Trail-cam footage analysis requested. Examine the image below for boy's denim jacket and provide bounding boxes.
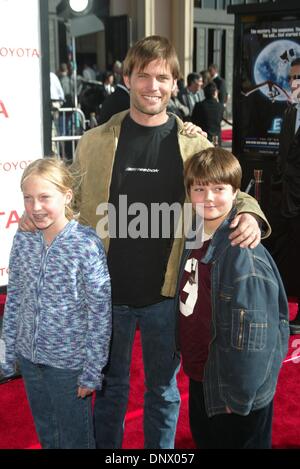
[176,209,290,417]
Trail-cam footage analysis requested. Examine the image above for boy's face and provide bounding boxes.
[189,182,237,224]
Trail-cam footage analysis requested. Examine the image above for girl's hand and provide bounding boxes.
[77,386,94,398]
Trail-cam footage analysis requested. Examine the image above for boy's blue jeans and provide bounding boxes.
[189,379,273,449]
[18,355,95,449]
[94,298,181,449]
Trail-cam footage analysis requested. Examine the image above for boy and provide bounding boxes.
[178,147,289,449]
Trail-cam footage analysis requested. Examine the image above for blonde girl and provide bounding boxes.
[0,158,111,449]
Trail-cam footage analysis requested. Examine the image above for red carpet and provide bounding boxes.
[0,299,299,449]
[221,128,232,142]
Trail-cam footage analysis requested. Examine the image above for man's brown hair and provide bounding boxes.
[123,35,180,79]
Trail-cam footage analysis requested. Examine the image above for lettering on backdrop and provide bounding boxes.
[0,267,9,278]
[0,47,40,58]
[0,160,33,172]
[0,99,8,118]
[0,210,20,229]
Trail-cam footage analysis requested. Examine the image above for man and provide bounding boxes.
[50,72,65,105]
[167,84,190,121]
[58,63,74,107]
[102,70,115,97]
[98,79,130,124]
[49,72,65,153]
[71,36,269,449]
[82,62,97,81]
[191,81,223,144]
[178,72,204,118]
[208,64,228,108]
[266,57,300,335]
[112,60,123,85]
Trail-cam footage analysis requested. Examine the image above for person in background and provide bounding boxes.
[208,63,228,108]
[82,62,97,81]
[0,158,112,449]
[50,71,65,105]
[98,77,130,125]
[49,72,65,141]
[191,82,224,145]
[177,72,185,96]
[167,83,190,121]
[102,70,115,97]
[112,60,123,85]
[178,148,289,449]
[199,69,211,88]
[264,57,300,335]
[56,63,77,158]
[57,63,74,107]
[178,72,204,118]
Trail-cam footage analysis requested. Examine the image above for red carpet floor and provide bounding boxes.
[221,128,232,142]
[0,300,299,449]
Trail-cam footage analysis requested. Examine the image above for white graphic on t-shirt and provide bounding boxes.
[125,167,159,173]
[180,257,198,317]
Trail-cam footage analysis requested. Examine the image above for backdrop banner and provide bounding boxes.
[0,0,44,287]
[240,20,300,156]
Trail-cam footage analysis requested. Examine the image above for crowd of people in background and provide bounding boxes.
[50,59,228,141]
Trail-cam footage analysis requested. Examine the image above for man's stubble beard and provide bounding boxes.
[132,101,167,116]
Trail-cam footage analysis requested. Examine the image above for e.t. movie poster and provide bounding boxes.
[240,20,300,156]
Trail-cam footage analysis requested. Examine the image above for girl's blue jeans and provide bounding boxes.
[18,355,95,449]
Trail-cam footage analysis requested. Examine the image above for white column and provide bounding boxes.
[171,0,194,80]
[144,0,155,37]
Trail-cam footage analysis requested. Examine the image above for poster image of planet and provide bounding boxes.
[253,40,300,101]
[240,21,300,156]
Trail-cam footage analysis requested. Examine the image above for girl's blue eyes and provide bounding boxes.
[24,195,50,200]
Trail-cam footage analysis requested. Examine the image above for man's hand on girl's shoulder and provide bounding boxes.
[18,213,36,232]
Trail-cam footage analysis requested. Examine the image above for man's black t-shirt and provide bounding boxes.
[108,114,185,306]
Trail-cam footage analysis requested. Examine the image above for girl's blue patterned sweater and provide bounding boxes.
[0,220,112,390]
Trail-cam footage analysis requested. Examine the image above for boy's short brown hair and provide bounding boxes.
[184,148,242,193]
[123,35,180,79]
